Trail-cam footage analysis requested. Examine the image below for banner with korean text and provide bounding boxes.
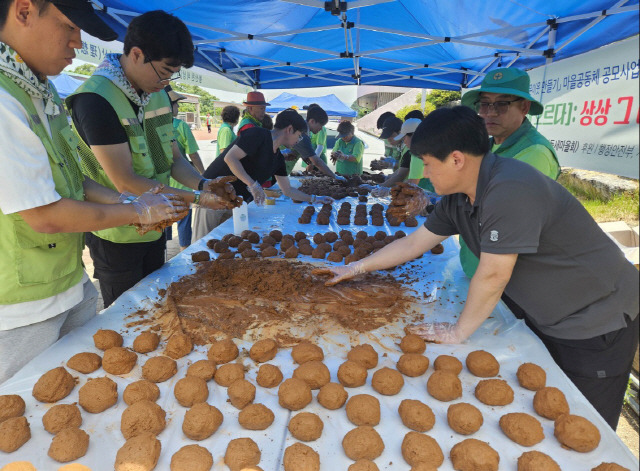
[528,36,638,178]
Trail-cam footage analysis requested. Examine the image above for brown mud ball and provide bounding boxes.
[398,399,435,432]
[228,379,256,409]
[430,243,444,254]
[218,251,236,260]
[48,427,89,463]
[0,462,37,471]
[214,363,245,387]
[447,403,483,435]
[284,442,320,471]
[346,394,380,426]
[42,404,82,434]
[66,352,102,374]
[241,249,258,258]
[325,231,338,243]
[269,230,283,242]
[228,235,243,247]
[533,387,570,420]
[317,382,348,410]
[499,412,544,446]
[170,444,213,471]
[313,233,325,244]
[397,353,430,377]
[174,376,209,407]
[32,367,75,403]
[466,350,500,377]
[517,451,561,471]
[0,395,25,423]
[93,329,123,350]
[337,360,368,388]
[450,439,499,471]
[187,360,217,381]
[517,363,547,391]
[213,241,230,254]
[114,432,161,471]
[261,246,279,257]
[278,378,312,411]
[399,334,426,354]
[238,403,274,431]
[342,426,385,461]
[349,461,379,471]
[237,241,253,253]
[132,331,160,354]
[293,360,331,390]
[248,232,261,244]
[284,246,299,258]
[262,235,277,246]
[206,238,219,249]
[280,238,295,251]
[224,437,261,471]
[288,412,324,441]
[554,414,601,452]
[78,376,117,413]
[327,251,343,262]
[401,431,444,468]
[433,355,463,375]
[102,347,137,375]
[298,244,313,256]
[371,367,404,395]
[475,379,514,406]
[347,344,379,369]
[121,400,166,439]
[208,338,239,364]
[256,363,283,388]
[249,339,278,363]
[426,370,462,402]
[591,464,631,471]
[191,251,210,262]
[312,247,327,259]
[123,380,160,406]
[291,342,324,364]
[182,402,223,440]
[141,355,177,383]
[0,417,30,453]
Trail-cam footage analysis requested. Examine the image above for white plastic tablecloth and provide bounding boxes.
[0,192,637,470]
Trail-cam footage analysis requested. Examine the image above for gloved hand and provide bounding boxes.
[132,187,188,227]
[314,195,334,205]
[406,322,464,344]
[248,180,266,205]
[312,261,366,286]
[196,191,228,210]
[118,191,137,203]
[358,183,375,190]
[334,175,347,182]
[371,186,391,198]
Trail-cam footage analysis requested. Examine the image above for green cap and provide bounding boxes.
[461,67,543,115]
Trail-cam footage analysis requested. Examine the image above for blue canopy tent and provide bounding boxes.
[50,74,84,99]
[90,0,638,92]
[267,92,356,117]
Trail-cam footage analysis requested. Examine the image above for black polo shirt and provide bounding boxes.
[203,126,287,202]
[425,152,639,339]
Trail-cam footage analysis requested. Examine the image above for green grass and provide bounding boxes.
[559,177,639,226]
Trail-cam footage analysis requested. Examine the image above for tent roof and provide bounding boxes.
[50,74,84,98]
[94,0,639,90]
[267,92,357,116]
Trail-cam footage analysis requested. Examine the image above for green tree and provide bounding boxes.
[173,83,219,116]
[416,89,461,108]
[70,63,96,76]
[396,102,436,121]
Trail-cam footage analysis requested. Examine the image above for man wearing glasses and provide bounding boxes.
[458,67,560,280]
[67,10,230,308]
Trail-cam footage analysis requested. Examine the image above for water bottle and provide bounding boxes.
[232,202,249,235]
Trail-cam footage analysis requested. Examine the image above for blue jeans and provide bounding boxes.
[177,209,193,247]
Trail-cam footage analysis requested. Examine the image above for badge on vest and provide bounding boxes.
[490,230,499,242]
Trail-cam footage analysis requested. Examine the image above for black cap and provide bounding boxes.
[379,116,402,139]
[50,0,118,41]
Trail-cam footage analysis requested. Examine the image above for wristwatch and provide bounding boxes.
[193,190,201,205]
[122,195,136,204]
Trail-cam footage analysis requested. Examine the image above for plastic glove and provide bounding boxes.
[371,186,391,198]
[132,187,188,227]
[117,191,137,203]
[204,176,238,200]
[248,180,266,205]
[358,183,375,190]
[311,261,366,286]
[197,191,230,210]
[406,322,464,344]
[334,175,347,182]
[314,195,334,205]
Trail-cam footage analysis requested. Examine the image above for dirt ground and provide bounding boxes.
[617,403,639,459]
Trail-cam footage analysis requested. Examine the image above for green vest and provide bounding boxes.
[67,76,174,243]
[237,113,262,135]
[335,136,364,176]
[302,126,327,167]
[459,119,560,278]
[0,75,85,304]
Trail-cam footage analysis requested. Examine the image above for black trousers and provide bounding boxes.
[86,233,166,308]
[502,294,639,430]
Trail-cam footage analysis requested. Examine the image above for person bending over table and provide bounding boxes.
[202,108,334,207]
[314,106,639,430]
[330,120,365,176]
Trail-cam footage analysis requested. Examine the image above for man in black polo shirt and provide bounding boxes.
[314,106,639,429]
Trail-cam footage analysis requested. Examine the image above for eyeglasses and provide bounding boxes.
[474,97,523,115]
[146,58,181,84]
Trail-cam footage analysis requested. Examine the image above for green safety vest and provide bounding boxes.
[237,113,262,135]
[302,126,327,167]
[335,136,364,176]
[0,74,85,304]
[459,119,560,278]
[67,76,174,244]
